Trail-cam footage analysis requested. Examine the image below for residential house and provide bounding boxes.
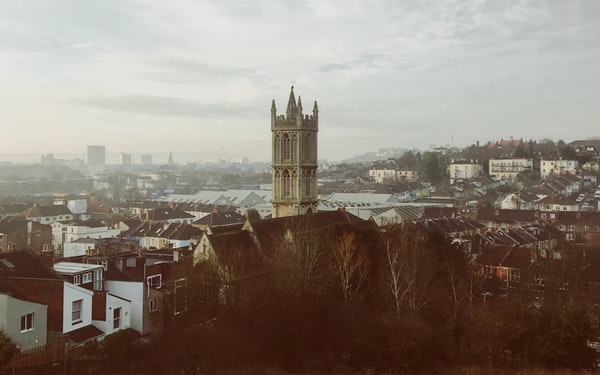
[0,218,52,254]
[368,160,418,183]
[478,245,531,295]
[0,293,47,350]
[64,219,121,243]
[146,205,195,224]
[19,204,74,225]
[476,208,540,229]
[53,195,88,216]
[449,160,482,184]
[488,158,534,181]
[0,251,103,346]
[103,250,189,337]
[553,211,600,244]
[0,204,26,220]
[53,262,131,336]
[500,191,539,210]
[540,159,579,179]
[193,210,246,232]
[536,195,580,212]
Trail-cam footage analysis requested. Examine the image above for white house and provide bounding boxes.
[92,292,132,336]
[448,160,483,184]
[540,159,579,179]
[64,220,121,243]
[489,158,534,180]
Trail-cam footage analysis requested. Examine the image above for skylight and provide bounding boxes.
[0,258,16,269]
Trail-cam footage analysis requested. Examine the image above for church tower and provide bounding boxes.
[271,86,318,218]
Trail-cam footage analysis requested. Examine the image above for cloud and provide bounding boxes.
[70,94,260,119]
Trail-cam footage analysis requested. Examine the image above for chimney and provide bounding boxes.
[173,250,180,263]
[146,209,150,222]
[494,208,500,216]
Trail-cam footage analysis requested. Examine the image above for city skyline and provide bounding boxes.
[1,1,599,162]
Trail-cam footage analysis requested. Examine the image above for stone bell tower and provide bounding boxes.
[271,86,318,218]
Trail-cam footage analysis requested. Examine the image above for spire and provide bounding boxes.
[297,96,303,112]
[271,99,276,114]
[286,85,297,114]
[312,100,318,116]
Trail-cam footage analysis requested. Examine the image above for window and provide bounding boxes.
[100,260,108,271]
[113,307,121,330]
[93,269,103,291]
[303,135,311,162]
[509,269,521,283]
[535,274,545,288]
[282,134,291,161]
[82,272,92,283]
[147,274,162,289]
[0,233,3,240]
[72,299,83,323]
[282,170,291,197]
[73,275,81,285]
[36,230,41,237]
[483,266,493,279]
[149,298,159,313]
[21,313,34,332]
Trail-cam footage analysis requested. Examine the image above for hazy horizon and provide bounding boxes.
[2,1,599,162]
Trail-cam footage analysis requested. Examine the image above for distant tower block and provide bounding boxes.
[271,86,319,218]
[87,145,106,166]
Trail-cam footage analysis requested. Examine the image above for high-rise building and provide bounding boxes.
[87,145,106,166]
[120,152,132,166]
[141,154,152,165]
[271,86,318,218]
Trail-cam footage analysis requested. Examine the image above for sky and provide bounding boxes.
[1,0,599,163]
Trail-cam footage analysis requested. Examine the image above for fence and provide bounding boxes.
[4,336,68,370]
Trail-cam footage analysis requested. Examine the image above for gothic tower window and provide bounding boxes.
[292,170,298,198]
[282,134,291,162]
[291,133,297,163]
[274,170,280,197]
[274,135,281,163]
[283,169,291,197]
[304,170,311,197]
[303,134,311,163]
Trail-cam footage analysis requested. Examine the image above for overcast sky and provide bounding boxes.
[1,0,599,163]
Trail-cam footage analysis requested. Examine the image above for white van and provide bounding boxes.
[595,190,600,198]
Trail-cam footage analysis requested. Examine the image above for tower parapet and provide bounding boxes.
[271,86,318,131]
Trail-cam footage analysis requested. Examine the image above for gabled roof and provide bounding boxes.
[87,203,114,214]
[246,209,369,254]
[194,211,246,227]
[0,250,64,281]
[68,218,106,228]
[537,195,577,206]
[554,211,600,226]
[422,206,459,219]
[207,231,266,280]
[476,208,538,224]
[20,204,72,218]
[150,207,195,221]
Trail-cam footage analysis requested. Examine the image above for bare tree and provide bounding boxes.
[382,223,438,316]
[330,230,370,307]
